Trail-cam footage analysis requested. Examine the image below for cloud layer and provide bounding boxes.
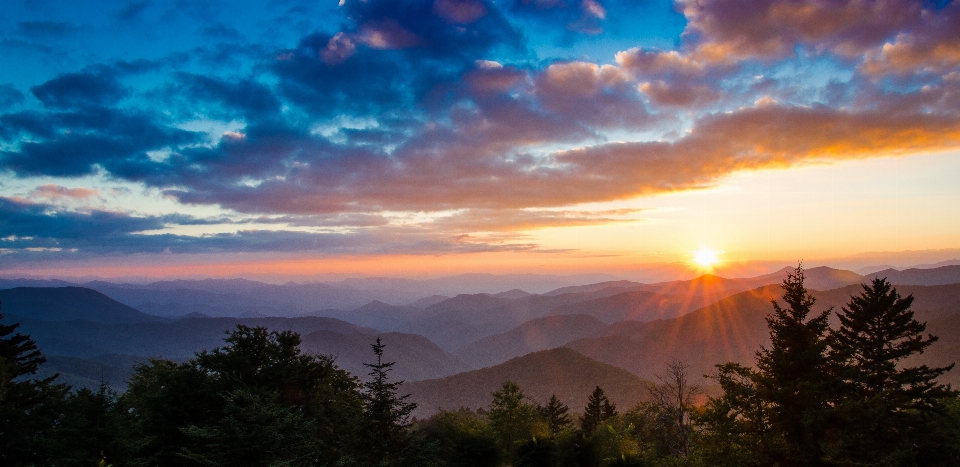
[1,0,959,261]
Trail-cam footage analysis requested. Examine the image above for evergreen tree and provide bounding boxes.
[581,385,617,435]
[699,265,838,467]
[834,278,958,464]
[360,336,417,465]
[47,382,140,467]
[753,265,837,466]
[122,325,364,467]
[539,394,571,437]
[489,381,540,458]
[0,310,67,466]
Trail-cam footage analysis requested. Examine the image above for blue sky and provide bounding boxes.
[2,0,959,279]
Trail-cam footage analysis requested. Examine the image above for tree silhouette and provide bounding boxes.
[539,394,571,437]
[0,309,67,466]
[834,277,958,464]
[360,336,417,465]
[754,265,838,466]
[581,385,617,435]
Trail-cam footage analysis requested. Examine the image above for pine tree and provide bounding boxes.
[489,381,540,458]
[361,336,417,465]
[0,310,67,466]
[581,386,617,435]
[834,277,958,464]
[539,394,571,437]
[753,265,838,467]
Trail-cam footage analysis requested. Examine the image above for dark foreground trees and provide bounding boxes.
[0,310,68,466]
[699,267,960,466]
[833,277,958,465]
[123,325,365,467]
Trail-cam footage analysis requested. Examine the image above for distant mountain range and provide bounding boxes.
[3,263,959,409]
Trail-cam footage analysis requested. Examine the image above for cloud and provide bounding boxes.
[429,208,644,231]
[503,0,607,36]
[861,2,960,76]
[433,0,488,24]
[0,105,201,177]
[0,196,541,260]
[534,61,651,128]
[31,72,128,109]
[29,184,102,202]
[15,21,83,38]
[0,85,25,109]
[679,0,923,61]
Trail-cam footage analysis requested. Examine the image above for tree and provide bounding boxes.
[358,336,417,465]
[753,265,838,466]
[539,394,572,437]
[645,361,702,457]
[696,362,775,466]
[581,386,617,435]
[833,277,958,464]
[489,381,541,458]
[416,408,501,467]
[122,325,364,467]
[47,382,140,467]
[0,310,67,466]
[699,265,838,467]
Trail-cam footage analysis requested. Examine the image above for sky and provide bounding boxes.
[1,0,959,281]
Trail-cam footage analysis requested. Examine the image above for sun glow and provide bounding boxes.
[692,246,722,268]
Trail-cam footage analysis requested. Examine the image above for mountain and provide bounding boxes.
[34,354,143,391]
[336,273,619,296]
[543,280,644,297]
[565,285,781,382]
[548,290,712,323]
[453,314,607,369]
[9,315,378,360]
[867,265,960,286]
[492,289,533,299]
[404,348,651,419]
[0,287,167,324]
[300,331,467,382]
[407,287,673,350]
[407,295,450,308]
[564,282,960,384]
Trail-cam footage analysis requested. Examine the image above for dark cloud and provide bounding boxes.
[175,73,282,120]
[0,85,25,109]
[31,72,128,109]
[15,21,83,38]
[114,0,153,21]
[0,106,201,177]
[0,197,538,260]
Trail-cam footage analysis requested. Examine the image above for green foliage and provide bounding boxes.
[540,394,572,437]
[644,362,702,458]
[489,381,544,459]
[0,310,69,466]
[122,325,364,467]
[416,408,501,467]
[46,382,140,467]
[179,389,320,467]
[832,278,960,465]
[581,386,617,435]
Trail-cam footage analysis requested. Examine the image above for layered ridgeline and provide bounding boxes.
[0,287,468,388]
[3,264,960,395]
[564,282,960,385]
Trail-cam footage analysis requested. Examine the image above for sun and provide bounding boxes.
[692,246,722,268]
